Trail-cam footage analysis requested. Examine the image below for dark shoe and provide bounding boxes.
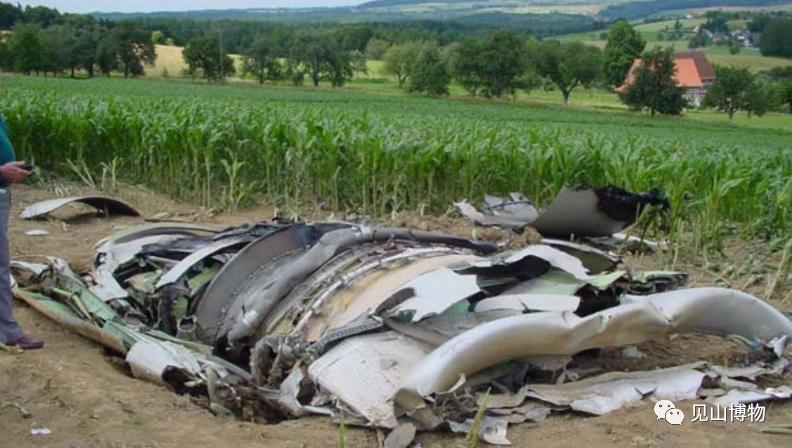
[9,335,44,350]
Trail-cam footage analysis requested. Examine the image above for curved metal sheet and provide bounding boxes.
[20,196,141,220]
[155,236,250,290]
[94,223,220,255]
[192,224,347,344]
[394,287,792,412]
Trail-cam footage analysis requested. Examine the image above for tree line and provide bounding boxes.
[1,2,790,120]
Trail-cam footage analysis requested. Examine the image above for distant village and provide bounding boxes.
[647,10,792,51]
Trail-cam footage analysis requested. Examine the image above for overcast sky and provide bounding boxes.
[18,1,363,13]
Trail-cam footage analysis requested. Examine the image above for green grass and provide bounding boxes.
[3,74,792,247]
[634,19,705,33]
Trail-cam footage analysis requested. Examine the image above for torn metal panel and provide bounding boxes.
[386,310,520,347]
[474,294,581,313]
[225,227,497,344]
[530,187,633,238]
[194,225,341,345]
[386,268,481,323]
[10,260,49,278]
[503,270,585,296]
[540,239,620,274]
[155,237,249,290]
[459,245,591,281]
[299,253,483,342]
[307,332,435,428]
[126,340,204,388]
[448,417,512,446]
[19,196,141,220]
[384,423,417,448]
[93,223,219,255]
[525,363,707,415]
[708,386,792,408]
[394,288,792,412]
[455,201,528,229]
[12,288,128,354]
[587,233,662,253]
[483,193,539,223]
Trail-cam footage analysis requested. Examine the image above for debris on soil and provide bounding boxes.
[9,186,792,446]
[20,196,140,220]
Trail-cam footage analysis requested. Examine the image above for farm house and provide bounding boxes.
[619,51,716,107]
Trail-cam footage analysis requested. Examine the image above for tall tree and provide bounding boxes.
[531,40,601,106]
[73,27,100,77]
[602,20,646,88]
[0,2,24,30]
[327,48,353,88]
[10,23,45,75]
[350,50,368,78]
[703,65,767,122]
[450,37,483,95]
[382,42,418,89]
[242,38,281,85]
[365,37,389,61]
[759,19,792,58]
[766,67,792,114]
[40,25,71,76]
[111,23,156,78]
[183,35,235,82]
[408,43,450,96]
[621,47,686,116]
[95,36,118,77]
[476,30,528,98]
[291,33,335,87]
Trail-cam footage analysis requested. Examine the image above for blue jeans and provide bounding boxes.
[0,189,22,344]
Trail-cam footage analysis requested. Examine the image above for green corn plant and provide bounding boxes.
[3,74,792,252]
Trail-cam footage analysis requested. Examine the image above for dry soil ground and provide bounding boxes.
[1,183,791,448]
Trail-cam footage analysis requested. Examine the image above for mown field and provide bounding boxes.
[3,74,792,251]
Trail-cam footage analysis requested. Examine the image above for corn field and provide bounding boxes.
[3,75,792,246]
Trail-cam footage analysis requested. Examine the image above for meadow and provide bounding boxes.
[3,74,792,251]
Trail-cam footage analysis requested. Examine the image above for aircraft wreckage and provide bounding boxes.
[11,186,792,445]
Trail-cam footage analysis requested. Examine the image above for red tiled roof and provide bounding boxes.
[617,52,714,92]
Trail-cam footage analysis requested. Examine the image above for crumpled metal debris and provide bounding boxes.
[11,213,792,446]
[456,186,668,241]
[20,196,141,220]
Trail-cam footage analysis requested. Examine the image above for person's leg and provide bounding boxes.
[0,189,23,344]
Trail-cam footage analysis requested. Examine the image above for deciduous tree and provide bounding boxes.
[621,47,686,116]
[531,40,600,105]
[408,43,449,96]
[451,30,528,98]
[10,23,45,75]
[111,23,156,78]
[759,19,792,58]
[704,65,770,121]
[602,20,645,88]
[184,35,235,82]
[382,42,418,88]
[242,38,282,85]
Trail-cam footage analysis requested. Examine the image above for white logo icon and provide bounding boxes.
[654,400,685,425]
[654,400,676,420]
[665,408,685,425]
